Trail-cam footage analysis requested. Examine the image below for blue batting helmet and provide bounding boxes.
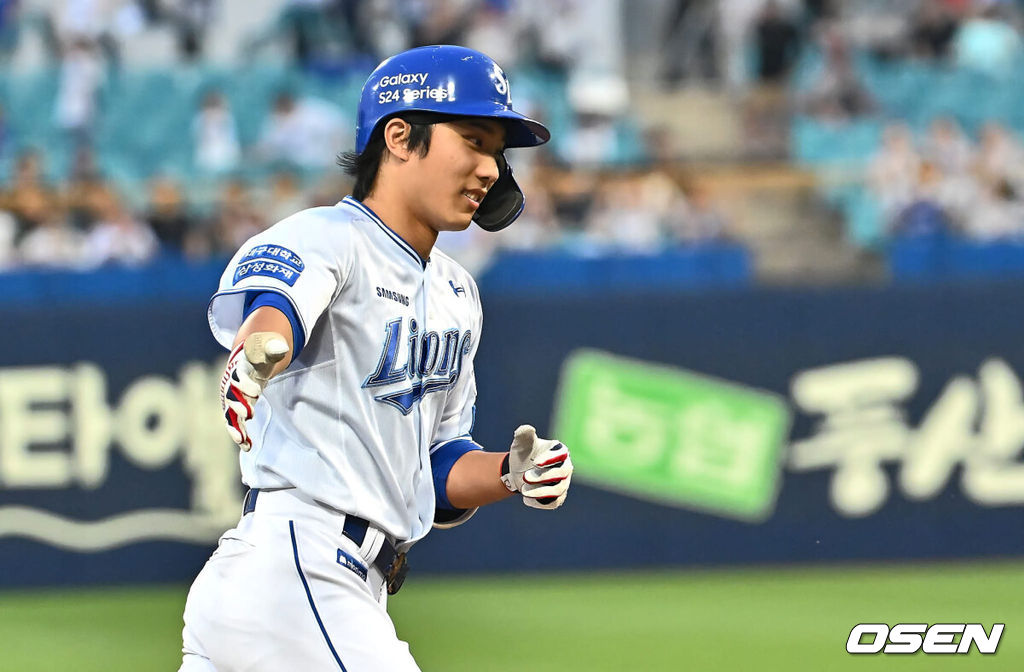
[354,45,550,231]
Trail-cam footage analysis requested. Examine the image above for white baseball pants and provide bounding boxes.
[179,488,421,672]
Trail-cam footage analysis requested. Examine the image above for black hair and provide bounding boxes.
[337,115,434,200]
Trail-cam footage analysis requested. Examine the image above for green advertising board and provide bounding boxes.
[553,350,791,521]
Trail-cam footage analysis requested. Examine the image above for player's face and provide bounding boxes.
[408,119,505,232]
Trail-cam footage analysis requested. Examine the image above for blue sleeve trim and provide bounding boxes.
[243,290,306,358]
[430,437,482,511]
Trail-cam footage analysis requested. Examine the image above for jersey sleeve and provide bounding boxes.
[207,209,349,349]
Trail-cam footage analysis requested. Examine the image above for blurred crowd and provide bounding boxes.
[0,146,342,270]
[0,0,738,274]
[867,118,1024,241]
[799,0,1024,125]
[0,143,731,272]
[657,0,1024,156]
[6,0,1024,275]
[5,0,632,159]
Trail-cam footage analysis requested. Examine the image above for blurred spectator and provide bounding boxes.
[255,0,363,67]
[263,170,307,224]
[53,37,105,149]
[63,145,105,231]
[867,122,921,219]
[410,0,473,47]
[209,180,266,256]
[718,0,802,93]
[53,0,121,66]
[673,181,729,243]
[754,0,801,83]
[515,0,587,74]
[361,0,412,60]
[891,161,955,237]
[10,148,47,189]
[0,209,16,269]
[146,176,195,253]
[909,0,959,60]
[802,24,877,121]
[6,149,57,240]
[743,1,801,158]
[973,122,1024,192]
[255,92,348,170]
[192,90,241,174]
[334,0,378,59]
[920,116,973,175]
[305,172,351,208]
[0,0,20,63]
[548,167,598,239]
[463,4,517,67]
[952,0,1022,75]
[17,195,84,267]
[804,0,837,22]
[963,177,1024,240]
[81,189,158,267]
[660,0,719,85]
[563,73,631,165]
[586,173,666,252]
[169,0,214,61]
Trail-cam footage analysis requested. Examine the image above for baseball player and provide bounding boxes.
[179,45,573,672]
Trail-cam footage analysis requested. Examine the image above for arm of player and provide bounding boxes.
[220,306,294,450]
[446,425,573,511]
[444,450,513,508]
[232,305,295,374]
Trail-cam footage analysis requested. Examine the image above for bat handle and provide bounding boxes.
[244,332,289,384]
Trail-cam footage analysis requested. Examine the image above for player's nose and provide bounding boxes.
[476,154,500,189]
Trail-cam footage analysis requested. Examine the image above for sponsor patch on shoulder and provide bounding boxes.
[233,259,302,286]
[239,244,304,271]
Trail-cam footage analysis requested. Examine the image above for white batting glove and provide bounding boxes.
[219,332,289,451]
[501,425,573,510]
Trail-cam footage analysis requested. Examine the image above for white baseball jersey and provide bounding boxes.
[208,196,482,544]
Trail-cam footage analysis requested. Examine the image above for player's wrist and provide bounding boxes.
[499,452,517,493]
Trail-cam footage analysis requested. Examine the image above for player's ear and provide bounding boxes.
[382,118,413,162]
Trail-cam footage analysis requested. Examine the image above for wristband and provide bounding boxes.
[499,452,516,492]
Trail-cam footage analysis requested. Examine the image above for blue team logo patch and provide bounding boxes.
[233,260,302,286]
[337,548,368,581]
[239,245,305,271]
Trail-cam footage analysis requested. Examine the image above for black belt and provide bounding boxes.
[243,488,408,594]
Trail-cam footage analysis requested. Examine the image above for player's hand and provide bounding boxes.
[501,425,573,510]
[219,332,289,451]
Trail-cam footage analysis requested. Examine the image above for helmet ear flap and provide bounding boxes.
[472,153,524,232]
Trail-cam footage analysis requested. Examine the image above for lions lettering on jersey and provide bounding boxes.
[363,317,473,415]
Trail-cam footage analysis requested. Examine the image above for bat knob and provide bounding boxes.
[244,332,289,382]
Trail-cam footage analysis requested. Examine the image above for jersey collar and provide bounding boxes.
[341,196,428,270]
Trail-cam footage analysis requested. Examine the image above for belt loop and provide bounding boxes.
[361,526,385,565]
[243,488,260,515]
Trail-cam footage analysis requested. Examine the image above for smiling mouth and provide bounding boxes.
[463,191,484,209]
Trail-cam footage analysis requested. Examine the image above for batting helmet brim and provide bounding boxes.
[402,106,549,149]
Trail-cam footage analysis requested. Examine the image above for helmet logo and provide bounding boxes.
[490,65,509,96]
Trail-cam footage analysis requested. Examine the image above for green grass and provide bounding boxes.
[0,561,1021,671]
